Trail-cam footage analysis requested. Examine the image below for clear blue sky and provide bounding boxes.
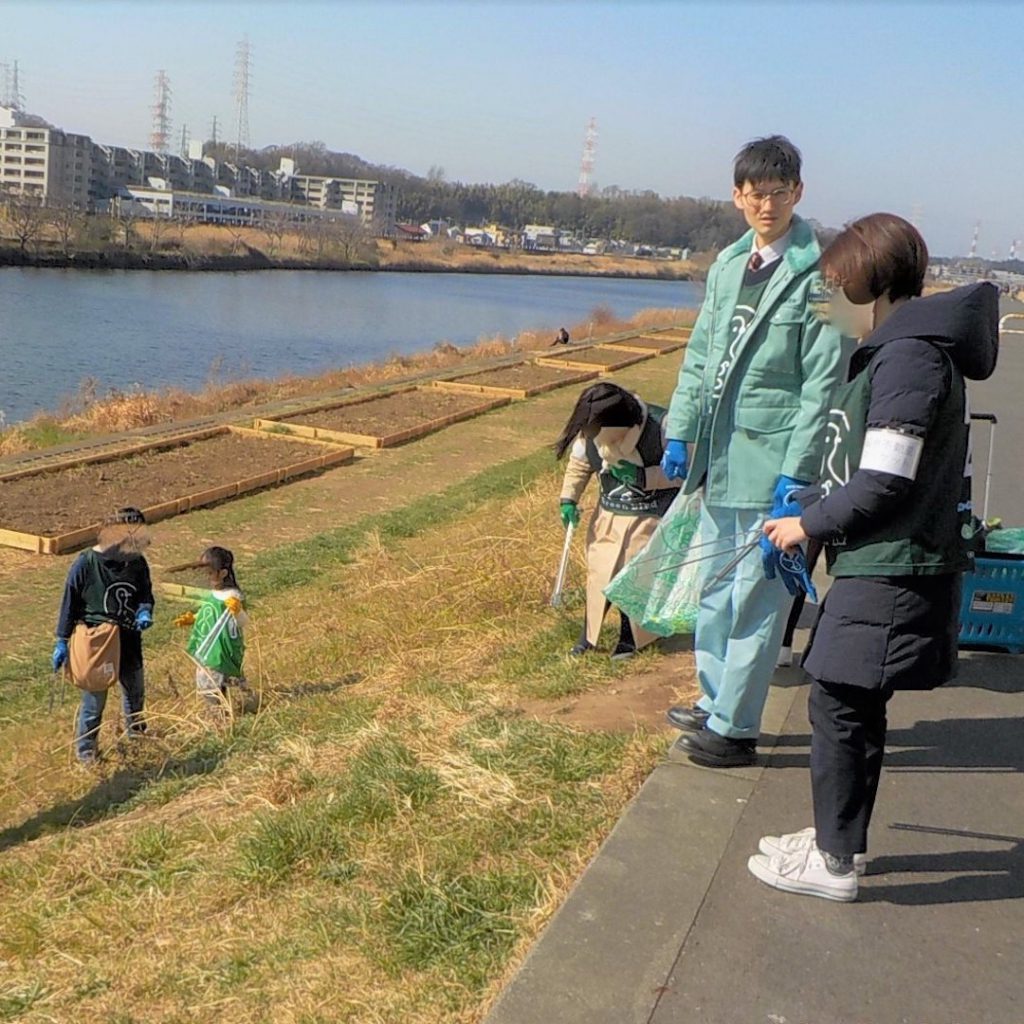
[3,0,1022,256]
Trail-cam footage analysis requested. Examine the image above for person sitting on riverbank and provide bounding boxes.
[52,507,155,764]
[551,327,571,346]
[555,382,681,659]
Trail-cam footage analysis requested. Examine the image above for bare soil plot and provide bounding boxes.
[433,362,597,398]
[0,429,352,552]
[536,348,655,373]
[640,328,692,341]
[600,336,687,355]
[257,386,510,447]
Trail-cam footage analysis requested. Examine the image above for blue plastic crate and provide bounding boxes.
[959,553,1024,654]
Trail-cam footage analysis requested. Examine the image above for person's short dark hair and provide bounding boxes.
[820,213,928,304]
[734,135,802,187]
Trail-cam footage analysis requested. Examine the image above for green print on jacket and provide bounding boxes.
[187,590,245,677]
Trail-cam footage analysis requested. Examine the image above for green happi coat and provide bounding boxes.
[186,588,246,678]
[666,216,848,508]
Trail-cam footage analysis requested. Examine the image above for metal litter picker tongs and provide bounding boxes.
[550,521,576,607]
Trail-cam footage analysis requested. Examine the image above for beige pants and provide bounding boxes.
[584,506,660,648]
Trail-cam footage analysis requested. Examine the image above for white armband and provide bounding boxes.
[859,428,924,480]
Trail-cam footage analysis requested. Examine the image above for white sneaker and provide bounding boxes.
[748,843,858,902]
[758,827,867,876]
[775,646,793,668]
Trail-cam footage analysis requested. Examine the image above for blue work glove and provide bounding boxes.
[770,475,809,518]
[134,606,154,631]
[660,439,688,480]
[52,638,69,672]
[560,500,580,529]
[608,461,644,488]
[777,547,819,603]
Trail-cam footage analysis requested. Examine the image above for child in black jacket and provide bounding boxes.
[53,507,155,763]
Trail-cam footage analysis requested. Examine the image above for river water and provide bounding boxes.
[0,268,703,425]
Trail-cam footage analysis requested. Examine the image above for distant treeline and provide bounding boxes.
[207,141,837,251]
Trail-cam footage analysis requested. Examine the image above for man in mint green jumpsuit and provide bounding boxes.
[661,136,846,767]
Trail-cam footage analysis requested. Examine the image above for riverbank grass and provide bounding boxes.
[0,451,670,1023]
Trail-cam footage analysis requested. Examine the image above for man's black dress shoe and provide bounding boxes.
[666,704,710,732]
[673,727,756,768]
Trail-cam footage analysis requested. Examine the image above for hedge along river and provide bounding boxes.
[0,268,705,426]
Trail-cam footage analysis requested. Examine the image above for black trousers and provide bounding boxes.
[808,678,892,857]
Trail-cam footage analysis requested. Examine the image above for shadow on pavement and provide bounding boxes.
[864,824,1023,905]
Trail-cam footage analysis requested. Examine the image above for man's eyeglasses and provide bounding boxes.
[740,187,796,209]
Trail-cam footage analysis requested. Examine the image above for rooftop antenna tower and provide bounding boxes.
[150,69,172,154]
[968,221,980,259]
[232,36,251,161]
[577,116,598,198]
[179,123,189,158]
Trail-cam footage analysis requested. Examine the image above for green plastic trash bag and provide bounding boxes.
[985,526,1024,555]
[604,490,703,636]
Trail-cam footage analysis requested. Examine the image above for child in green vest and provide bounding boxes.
[173,546,247,705]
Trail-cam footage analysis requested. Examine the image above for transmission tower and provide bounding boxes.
[232,37,252,161]
[5,60,25,111]
[209,115,220,149]
[968,221,980,259]
[179,123,190,158]
[150,70,172,154]
[576,116,598,198]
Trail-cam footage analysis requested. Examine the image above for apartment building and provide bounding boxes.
[0,106,91,207]
[0,105,397,234]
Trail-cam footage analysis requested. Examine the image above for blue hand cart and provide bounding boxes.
[958,413,1024,655]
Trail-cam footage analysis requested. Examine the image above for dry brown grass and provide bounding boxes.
[0,466,682,1023]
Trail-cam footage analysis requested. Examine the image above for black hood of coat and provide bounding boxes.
[857,282,999,381]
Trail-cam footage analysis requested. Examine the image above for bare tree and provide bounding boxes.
[47,202,85,257]
[2,192,45,255]
[330,214,371,265]
[112,199,138,254]
[261,210,289,259]
[148,211,171,253]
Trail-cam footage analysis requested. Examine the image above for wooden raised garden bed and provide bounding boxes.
[432,362,597,399]
[639,328,693,342]
[535,348,655,374]
[599,335,688,355]
[253,386,510,449]
[0,426,354,555]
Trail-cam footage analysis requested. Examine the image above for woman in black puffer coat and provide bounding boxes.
[747,213,999,903]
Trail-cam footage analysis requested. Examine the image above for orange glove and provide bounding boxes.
[224,596,243,617]
[173,611,196,628]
